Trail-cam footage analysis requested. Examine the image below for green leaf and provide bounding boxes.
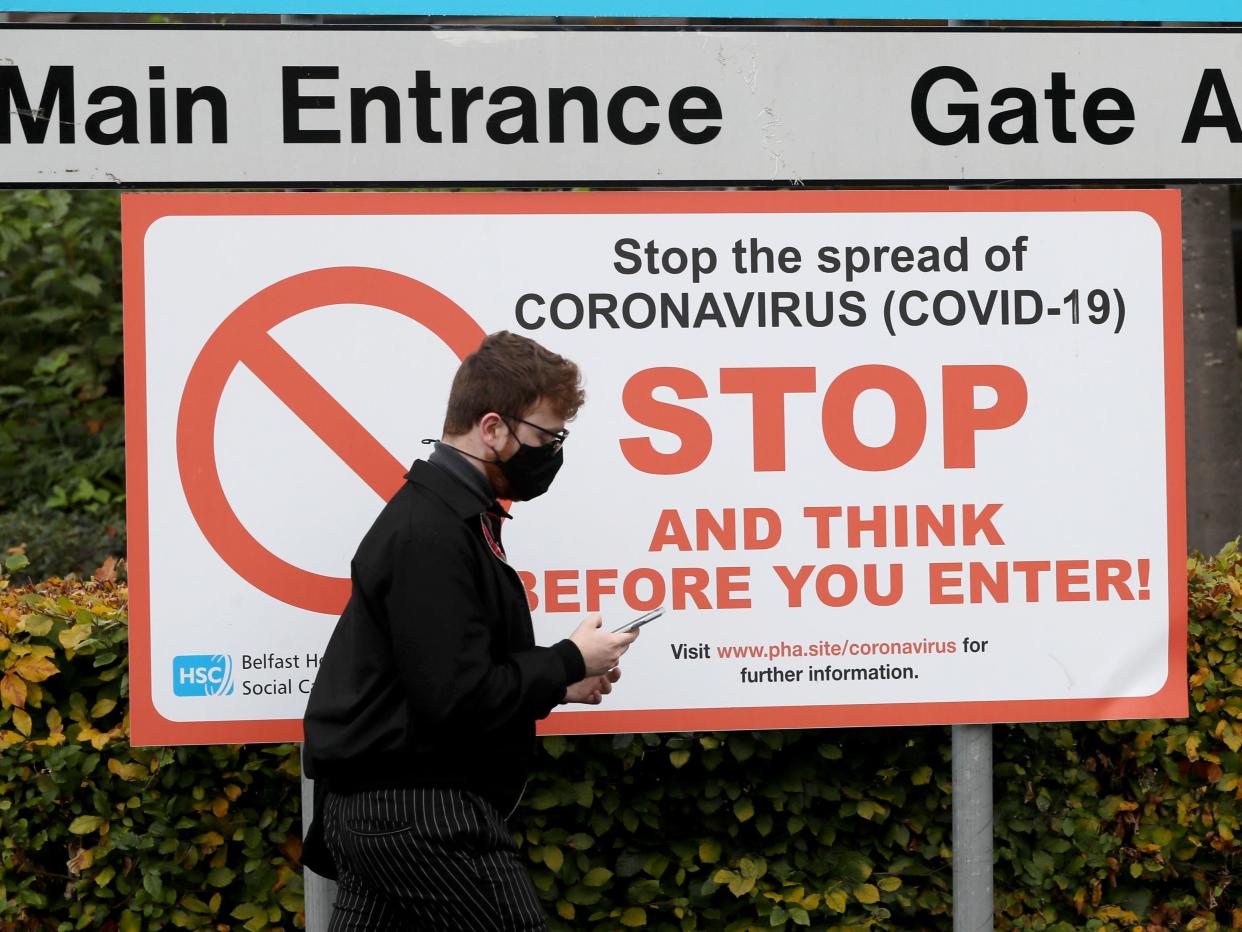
[119,912,142,932]
[72,273,103,297]
[583,867,613,887]
[542,734,568,758]
[69,815,103,834]
[207,867,236,888]
[543,845,564,872]
[182,895,213,914]
[733,798,755,822]
[616,852,645,877]
[854,883,880,904]
[699,838,722,863]
[20,614,52,637]
[670,749,691,768]
[620,907,646,927]
[4,553,29,572]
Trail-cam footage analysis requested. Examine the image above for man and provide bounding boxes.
[301,331,637,930]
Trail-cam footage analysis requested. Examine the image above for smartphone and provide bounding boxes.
[612,607,665,633]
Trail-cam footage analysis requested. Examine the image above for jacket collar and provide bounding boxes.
[406,459,510,521]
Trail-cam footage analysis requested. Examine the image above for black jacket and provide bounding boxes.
[300,458,585,877]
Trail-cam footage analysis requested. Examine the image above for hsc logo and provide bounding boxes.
[172,655,234,697]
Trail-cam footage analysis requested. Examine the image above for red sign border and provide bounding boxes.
[123,189,1187,746]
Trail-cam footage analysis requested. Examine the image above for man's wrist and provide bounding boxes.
[551,638,587,685]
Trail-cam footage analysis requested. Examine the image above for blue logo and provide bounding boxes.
[172,655,234,697]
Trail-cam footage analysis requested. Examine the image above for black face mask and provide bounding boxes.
[495,435,563,501]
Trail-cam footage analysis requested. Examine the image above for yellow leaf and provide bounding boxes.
[699,839,722,863]
[824,890,848,913]
[543,846,563,871]
[59,625,91,650]
[911,766,932,785]
[1187,735,1202,761]
[90,698,116,718]
[878,876,902,892]
[854,883,880,904]
[46,707,62,734]
[14,657,58,684]
[728,874,755,896]
[670,749,690,768]
[212,798,229,818]
[555,901,574,921]
[107,759,147,782]
[0,673,26,709]
[12,708,31,736]
[620,907,647,927]
[67,847,94,875]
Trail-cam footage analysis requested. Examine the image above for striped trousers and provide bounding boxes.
[322,787,549,931]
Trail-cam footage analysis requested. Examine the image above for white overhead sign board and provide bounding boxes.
[11,26,1242,186]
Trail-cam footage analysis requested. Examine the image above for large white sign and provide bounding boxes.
[13,27,1242,185]
[124,190,1185,746]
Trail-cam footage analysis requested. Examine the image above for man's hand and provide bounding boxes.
[570,613,639,677]
[563,666,622,705]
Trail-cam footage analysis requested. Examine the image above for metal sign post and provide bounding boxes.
[277,13,338,928]
[952,723,994,931]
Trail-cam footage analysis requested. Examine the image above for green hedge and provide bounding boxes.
[0,190,125,528]
[0,544,1237,931]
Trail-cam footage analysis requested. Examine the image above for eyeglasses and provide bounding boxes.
[504,415,569,451]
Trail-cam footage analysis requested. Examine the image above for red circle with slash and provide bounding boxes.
[177,266,485,614]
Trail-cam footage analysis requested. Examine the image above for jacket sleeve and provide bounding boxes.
[383,525,585,735]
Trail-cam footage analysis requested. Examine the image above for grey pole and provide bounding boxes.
[300,746,337,929]
[952,723,994,931]
[944,17,993,927]
[279,13,338,929]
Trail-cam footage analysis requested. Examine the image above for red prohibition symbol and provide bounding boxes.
[177,267,486,614]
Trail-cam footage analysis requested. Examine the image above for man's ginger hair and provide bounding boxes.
[442,331,585,436]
